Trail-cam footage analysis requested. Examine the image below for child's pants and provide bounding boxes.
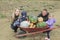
[46,30,51,38]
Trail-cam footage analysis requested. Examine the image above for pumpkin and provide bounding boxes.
[20,21,30,28]
[28,15,37,23]
[37,22,46,28]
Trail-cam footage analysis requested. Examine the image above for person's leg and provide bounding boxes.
[46,31,50,38]
[45,31,51,40]
[11,19,19,33]
[14,26,18,33]
[19,28,26,34]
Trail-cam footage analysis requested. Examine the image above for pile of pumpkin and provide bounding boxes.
[20,15,47,28]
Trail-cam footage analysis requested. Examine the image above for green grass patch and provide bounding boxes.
[0,13,7,18]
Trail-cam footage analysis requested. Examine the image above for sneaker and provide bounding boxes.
[45,37,48,40]
[14,30,17,33]
[45,37,50,40]
[48,39,50,40]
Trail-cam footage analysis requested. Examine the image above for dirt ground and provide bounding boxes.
[0,1,60,40]
[0,9,60,40]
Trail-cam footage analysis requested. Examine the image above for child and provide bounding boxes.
[20,11,27,22]
[45,15,56,40]
[46,15,56,28]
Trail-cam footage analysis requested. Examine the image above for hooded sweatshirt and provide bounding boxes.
[46,18,56,28]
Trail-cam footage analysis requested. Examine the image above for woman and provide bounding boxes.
[38,9,49,22]
[11,9,20,33]
[38,9,50,40]
[15,11,28,35]
[12,9,20,21]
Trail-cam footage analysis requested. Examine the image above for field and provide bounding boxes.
[0,0,60,40]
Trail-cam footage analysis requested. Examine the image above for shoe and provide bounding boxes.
[14,30,17,33]
[48,39,50,40]
[45,37,50,40]
[45,37,48,40]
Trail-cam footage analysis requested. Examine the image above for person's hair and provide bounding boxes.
[41,9,48,13]
[49,14,54,17]
[43,9,47,11]
[15,9,20,12]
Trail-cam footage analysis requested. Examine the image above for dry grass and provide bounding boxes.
[0,0,60,40]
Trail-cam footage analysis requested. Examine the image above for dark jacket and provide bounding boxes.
[11,11,27,29]
[38,12,49,22]
[20,11,27,21]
